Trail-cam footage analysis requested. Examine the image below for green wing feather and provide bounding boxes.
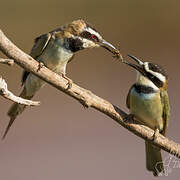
[22,33,51,85]
[160,89,170,136]
[30,33,51,59]
[126,85,134,109]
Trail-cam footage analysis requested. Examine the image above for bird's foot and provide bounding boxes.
[123,114,135,123]
[152,128,159,141]
[37,62,44,72]
[62,74,73,89]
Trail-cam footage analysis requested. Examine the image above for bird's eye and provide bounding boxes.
[91,34,95,39]
[91,34,98,42]
[80,31,99,42]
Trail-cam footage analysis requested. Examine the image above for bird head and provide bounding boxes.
[123,54,168,90]
[55,19,119,54]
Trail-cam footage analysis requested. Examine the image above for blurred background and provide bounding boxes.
[0,0,180,179]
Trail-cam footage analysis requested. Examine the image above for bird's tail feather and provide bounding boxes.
[2,88,33,139]
[145,141,164,176]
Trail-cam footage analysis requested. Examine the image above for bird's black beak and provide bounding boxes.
[123,54,146,76]
[99,39,120,57]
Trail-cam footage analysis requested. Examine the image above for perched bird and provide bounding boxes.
[124,54,170,176]
[3,19,119,139]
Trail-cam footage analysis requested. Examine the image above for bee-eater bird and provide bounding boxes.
[3,19,119,139]
[124,54,170,176]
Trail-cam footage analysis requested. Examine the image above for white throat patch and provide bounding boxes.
[136,71,159,91]
[81,38,99,48]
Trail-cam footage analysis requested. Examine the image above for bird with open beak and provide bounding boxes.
[123,54,170,176]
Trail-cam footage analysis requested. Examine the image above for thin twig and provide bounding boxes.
[0,76,40,106]
[0,29,180,158]
[0,58,14,66]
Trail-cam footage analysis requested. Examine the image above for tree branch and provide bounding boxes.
[0,58,14,66]
[0,76,40,106]
[0,29,180,158]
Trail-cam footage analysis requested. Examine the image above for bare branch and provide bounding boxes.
[0,76,40,106]
[0,58,14,66]
[0,29,180,158]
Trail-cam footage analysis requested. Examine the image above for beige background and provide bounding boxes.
[0,0,180,179]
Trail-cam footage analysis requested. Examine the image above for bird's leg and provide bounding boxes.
[37,62,45,72]
[123,114,135,123]
[62,73,73,89]
[152,128,159,141]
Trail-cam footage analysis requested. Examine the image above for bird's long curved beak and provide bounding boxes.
[122,54,146,75]
[99,39,119,55]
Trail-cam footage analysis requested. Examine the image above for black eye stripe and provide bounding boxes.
[80,31,99,42]
[80,31,91,39]
[146,72,164,88]
[142,63,167,88]
[148,63,168,78]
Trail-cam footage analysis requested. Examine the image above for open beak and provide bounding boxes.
[128,54,144,65]
[122,54,146,75]
[99,39,119,56]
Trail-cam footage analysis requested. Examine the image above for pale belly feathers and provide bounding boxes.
[25,38,73,96]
